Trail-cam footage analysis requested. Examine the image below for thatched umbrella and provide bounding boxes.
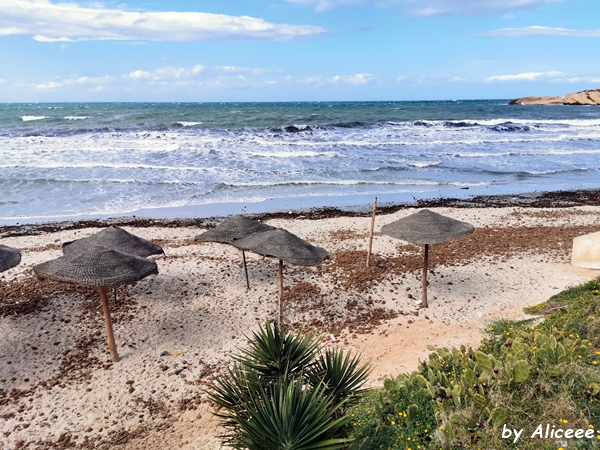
[233,229,329,326]
[381,209,474,308]
[63,226,164,257]
[34,245,159,361]
[194,216,275,290]
[63,226,163,302]
[0,245,21,273]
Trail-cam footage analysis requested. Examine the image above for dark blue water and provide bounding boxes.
[1,101,599,222]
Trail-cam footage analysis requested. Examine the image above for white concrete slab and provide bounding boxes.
[572,231,600,269]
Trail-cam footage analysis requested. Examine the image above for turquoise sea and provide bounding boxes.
[1,101,599,223]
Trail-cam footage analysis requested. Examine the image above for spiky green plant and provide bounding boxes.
[233,320,322,380]
[207,321,371,449]
[233,379,353,450]
[308,348,372,410]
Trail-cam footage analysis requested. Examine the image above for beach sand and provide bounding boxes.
[1,203,599,449]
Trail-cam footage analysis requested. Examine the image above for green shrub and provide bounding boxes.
[207,320,371,450]
[347,277,600,449]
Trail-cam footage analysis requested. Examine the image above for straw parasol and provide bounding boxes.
[232,228,329,326]
[34,245,159,361]
[63,225,164,258]
[0,245,21,273]
[195,216,275,290]
[63,226,163,302]
[381,209,474,308]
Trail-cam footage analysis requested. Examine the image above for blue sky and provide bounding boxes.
[1,0,599,102]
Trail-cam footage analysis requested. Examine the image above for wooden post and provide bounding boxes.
[278,259,284,328]
[422,244,429,308]
[366,197,377,268]
[98,286,119,362]
[113,286,117,303]
[242,251,250,291]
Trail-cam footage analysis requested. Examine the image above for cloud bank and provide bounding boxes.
[485,71,563,82]
[485,26,600,38]
[287,0,566,15]
[0,0,326,42]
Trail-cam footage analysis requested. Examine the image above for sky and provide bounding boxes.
[0,0,599,102]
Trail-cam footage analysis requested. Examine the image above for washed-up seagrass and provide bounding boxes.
[0,244,21,273]
[62,226,163,258]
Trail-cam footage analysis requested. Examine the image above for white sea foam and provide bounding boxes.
[408,161,442,168]
[177,121,203,127]
[20,116,48,121]
[248,150,337,158]
[64,116,89,120]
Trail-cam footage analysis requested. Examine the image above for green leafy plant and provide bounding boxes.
[308,348,372,411]
[233,320,322,380]
[347,277,600,449]
[208,320,371,450]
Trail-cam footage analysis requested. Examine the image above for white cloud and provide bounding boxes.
[485,26,600,38]
[63,75,115,85]
[34,81,62,90]
[126,65,205,81]
[405,0,566,16]
[288,0,373,12]
[0,79,5,84]
[549,75,600,84]
[485,71,563,82]
[0,0,326,43]
[332,73,373,84]
[288,0,566,15]
[300,73,374,86]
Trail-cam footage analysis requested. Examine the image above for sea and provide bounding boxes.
[1,100,599,224]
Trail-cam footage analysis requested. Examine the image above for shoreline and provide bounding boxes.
[1,188,599,238]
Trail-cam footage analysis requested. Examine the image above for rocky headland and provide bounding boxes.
[510,88,600,105]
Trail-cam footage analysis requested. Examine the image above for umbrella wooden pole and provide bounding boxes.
[242,251,250,291]
[366,197,377,268]
[98,286,119,362]
[422,244,429,308]
[278,259,284,328]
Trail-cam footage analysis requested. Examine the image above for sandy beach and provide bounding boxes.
[1,199,599,450]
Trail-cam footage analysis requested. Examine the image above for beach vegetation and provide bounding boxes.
[207,320,372,449]
[347,277,600,449]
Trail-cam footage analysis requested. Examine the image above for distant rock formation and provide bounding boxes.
[509,88,600,105]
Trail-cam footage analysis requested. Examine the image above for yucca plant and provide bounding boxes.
[207,365,260,427]
[233,378,353,450]
[233,320,322,380]
[208,320,371,449]
[308,348,372,411]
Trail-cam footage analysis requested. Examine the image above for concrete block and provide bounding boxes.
[572,231,600,269]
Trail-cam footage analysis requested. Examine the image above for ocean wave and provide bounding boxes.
[64,116,89,120]
[408,160,442,168]
[0,162,224,172]
[176,121,203,127]
[21,116,48,122]
[212,179,488,189]
[248,150,337,158]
